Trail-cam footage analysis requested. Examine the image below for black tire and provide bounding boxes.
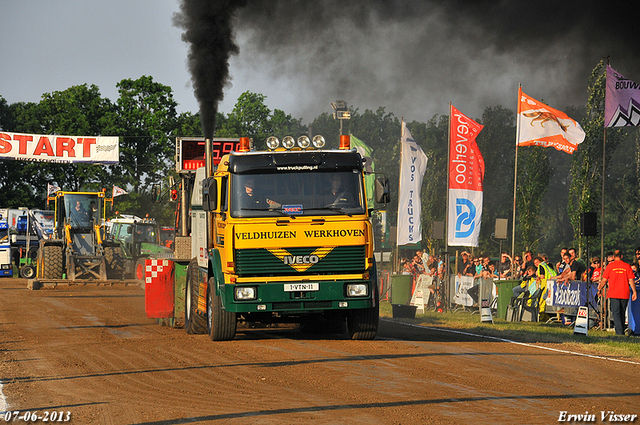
[207,277,237,341]
[184,259,207,334]
[19,264,36,279]
[104,245,125,279]
[347,285,379,340]
[41,245,63,280]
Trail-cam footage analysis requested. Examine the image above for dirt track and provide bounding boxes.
[1,278,639,424]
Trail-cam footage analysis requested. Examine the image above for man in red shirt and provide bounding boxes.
[598,250,638,335]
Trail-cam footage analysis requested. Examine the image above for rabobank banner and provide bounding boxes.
[447,105,484,247]
[397,122,428,245]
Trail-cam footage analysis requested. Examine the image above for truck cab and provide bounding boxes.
[184,135,389,341]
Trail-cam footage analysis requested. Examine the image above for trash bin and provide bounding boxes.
[144,259,175,319]
[496,280,521,320]
[391,274,412,305]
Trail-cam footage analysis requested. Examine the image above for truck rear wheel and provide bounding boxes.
[347,287,379,340]
[207,278,237,341]
[184,260,207,334]
[41,245,63,280]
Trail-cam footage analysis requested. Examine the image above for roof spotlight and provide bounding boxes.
[282,136,295,149]
[266,136,279,150]
[312,135,326,148]
[297,135,311,149]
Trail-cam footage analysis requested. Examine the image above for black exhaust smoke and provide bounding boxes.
[173,0,247,139]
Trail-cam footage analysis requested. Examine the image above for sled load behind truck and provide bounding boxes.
[159,135,389,341]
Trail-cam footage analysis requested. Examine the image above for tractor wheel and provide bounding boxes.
[184,259,207,334]
[135,258,147,281]
[207,277,237,341]
[41,245,63,280]
[104,245,125,279]
[347,285,379,341]
[19,264,36,279]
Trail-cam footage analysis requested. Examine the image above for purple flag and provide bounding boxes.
[605,65,640,127]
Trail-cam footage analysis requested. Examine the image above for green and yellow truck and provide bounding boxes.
[171,135,389,340]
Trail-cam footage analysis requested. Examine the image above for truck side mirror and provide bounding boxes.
[202,178,217,212]
[374,177,390,204]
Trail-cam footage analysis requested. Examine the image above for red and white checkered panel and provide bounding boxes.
[144,259,175,319]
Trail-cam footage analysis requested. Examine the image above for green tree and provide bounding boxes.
[516,146,552,251]
[218,91,305,147]
[110,76,178,194]
[37,84,115,192]
[568,61,624,255]
[477,106,516,251]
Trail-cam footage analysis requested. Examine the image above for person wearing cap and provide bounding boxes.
[457,251,472,276]
[498,252,512,279]
[598,249,638,335]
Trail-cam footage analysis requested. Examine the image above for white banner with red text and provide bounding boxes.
[447,105,484,247]
[0,131,119,164]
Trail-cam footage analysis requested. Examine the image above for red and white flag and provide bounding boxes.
[112,185,128,198]
[448,105,484,247]
[47,183,60,196]
[517,87,585,154]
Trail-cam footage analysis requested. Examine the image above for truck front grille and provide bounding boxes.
[235,245,366,276]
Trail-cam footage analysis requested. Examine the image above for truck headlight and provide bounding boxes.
[282,136,295,149]
[297,135,311,149]
[266,136,279,150]
[312,135,325,148]
[234,286,257,301]
[346,283,368,297]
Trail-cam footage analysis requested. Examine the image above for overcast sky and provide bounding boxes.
[1,0,639,128]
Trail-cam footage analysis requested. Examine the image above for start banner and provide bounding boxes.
[0,131,119,164]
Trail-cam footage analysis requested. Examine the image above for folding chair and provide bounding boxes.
[520,288,543,322]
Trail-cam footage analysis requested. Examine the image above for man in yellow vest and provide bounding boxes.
[534,255,556,317]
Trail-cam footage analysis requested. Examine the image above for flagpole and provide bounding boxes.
[601,57,610,263]
[511,85,522,276]
[445,103,452,311]
[395,118,404,274]
[445,104,451,257]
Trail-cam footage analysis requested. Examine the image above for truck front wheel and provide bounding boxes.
[207,278,237,341]
[347,287,379,340]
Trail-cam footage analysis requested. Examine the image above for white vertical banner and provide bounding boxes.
[397,121,428,245]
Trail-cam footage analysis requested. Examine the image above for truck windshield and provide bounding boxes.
[0,227,8,243]
[65,195,101,229]
[230,171,366,218]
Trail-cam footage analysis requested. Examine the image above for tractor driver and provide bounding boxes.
[71,201,89,225]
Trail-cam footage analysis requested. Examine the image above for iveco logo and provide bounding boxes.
[283,255,320,265]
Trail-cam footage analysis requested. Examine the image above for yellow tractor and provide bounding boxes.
[37,190,123,280]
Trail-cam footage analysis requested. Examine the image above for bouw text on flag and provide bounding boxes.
[605,64,640,127]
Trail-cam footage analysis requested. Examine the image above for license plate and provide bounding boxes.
[284,283,319,292]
